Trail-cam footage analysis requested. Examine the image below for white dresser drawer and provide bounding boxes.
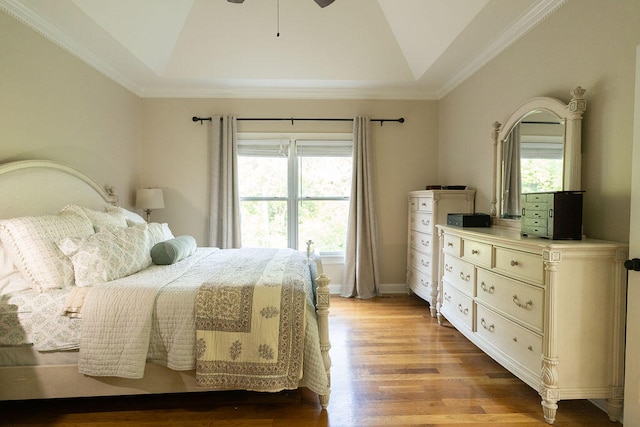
[410,230,434,255]
[409,248,432,273]
[409,268,432,294]
[476,268,544,333]
[442,253,475,296]
[476,304,542,375]
[417,196,433,212]
[412,211,433,233]
[463,239,492,268]
[494,247,543,284]
[443,234,462,257]
[441,281,474,331]
[523,217,548,228]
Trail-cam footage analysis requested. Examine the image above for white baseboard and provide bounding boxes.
[327,283,408,295]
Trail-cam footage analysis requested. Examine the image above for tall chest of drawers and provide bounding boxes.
[436,225,627,424]
[406,190,475,316]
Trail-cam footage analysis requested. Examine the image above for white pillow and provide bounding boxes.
[62,205,127,231]
[0,244,16,280]
[147,222,174,241]
[161,223,175,240]
[57,223,154,287]
[105,206,146,225]
[0,244,30,296]
[0,211,95,292]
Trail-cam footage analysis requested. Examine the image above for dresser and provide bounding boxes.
[406,190,475,316]
[436,225,627,424]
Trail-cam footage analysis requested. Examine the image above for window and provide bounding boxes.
[520,137,564,193]
[237,134,353,254]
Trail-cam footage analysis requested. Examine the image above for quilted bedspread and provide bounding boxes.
[195,248,307,391]
[77,247,328,395]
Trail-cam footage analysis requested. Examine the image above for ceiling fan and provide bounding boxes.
[228,0,335,7]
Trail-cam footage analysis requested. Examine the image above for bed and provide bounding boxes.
[0,160,331,407]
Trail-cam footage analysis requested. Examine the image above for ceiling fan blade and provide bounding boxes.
[313,0,335,7]
[228,0,333,7]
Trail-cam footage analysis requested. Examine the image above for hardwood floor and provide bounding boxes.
[0,294,619,426]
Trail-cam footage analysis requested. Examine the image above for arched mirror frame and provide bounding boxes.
[491,86,587,229]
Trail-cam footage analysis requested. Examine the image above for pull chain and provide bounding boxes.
[276,0,280,37]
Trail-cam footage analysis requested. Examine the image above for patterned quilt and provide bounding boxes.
[195,248,307,391]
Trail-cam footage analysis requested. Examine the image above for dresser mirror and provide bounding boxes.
[491,87,586,228]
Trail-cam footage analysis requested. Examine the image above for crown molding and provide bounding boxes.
[140,85,440,101]
[0,0,143,96]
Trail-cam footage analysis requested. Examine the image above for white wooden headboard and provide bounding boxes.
[0,160,118,220]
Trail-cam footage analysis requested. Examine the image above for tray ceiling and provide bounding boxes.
[1,0,565,99]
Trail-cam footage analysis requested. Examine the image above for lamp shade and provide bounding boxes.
[135,188,164,210]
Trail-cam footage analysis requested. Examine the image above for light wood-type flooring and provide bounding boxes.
[0,294,620,426]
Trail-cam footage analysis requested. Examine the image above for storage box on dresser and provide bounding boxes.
[435,224,627,424]
[521,191,584,240]
[406,190,475,317]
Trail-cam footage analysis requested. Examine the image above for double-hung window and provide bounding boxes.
[237,134,353,255]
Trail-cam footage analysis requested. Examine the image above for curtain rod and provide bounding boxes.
[192,116,405,126]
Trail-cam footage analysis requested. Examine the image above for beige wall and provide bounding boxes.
[439,0,640,243]
[141,98,438,285]
[0,11,142,207]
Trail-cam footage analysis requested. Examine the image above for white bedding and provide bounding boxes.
[78,247,218,377]
[77,247,329,395]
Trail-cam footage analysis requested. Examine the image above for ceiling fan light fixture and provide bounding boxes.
[313,0,335,7]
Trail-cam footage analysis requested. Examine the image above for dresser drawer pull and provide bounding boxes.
[457,304,469,315]
[471,249,479,255]
[513,295,533,309]
[480,282,494,293]
[528,345,534,351]
[447,242,453,247]
[421,259,429,267]
[510,260,519,266]
[421,219,430,226]
[480,318,494,332]
[444,292,451,302]
[421,239,430,247]
[420,279,429,286]
[445,264,453,272]
[459,272,471,281]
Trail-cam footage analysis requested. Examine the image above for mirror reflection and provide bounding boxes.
[501,111,564,218]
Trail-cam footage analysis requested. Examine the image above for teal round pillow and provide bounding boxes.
[151,235,197,265]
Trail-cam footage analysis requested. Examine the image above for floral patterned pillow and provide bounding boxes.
[57,223,154,287]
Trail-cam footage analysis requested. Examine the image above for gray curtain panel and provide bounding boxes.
[208,115,242,249]
[341,116,380,299]
[502,123,521,217]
